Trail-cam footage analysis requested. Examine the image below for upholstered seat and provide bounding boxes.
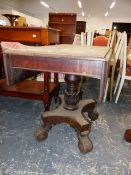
[93,36,108,46]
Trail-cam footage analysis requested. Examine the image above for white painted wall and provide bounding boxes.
[0,0,130,31]
[0,8,130,33]
[77,16,131,34]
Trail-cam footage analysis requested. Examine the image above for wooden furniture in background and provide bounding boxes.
[112,22,131,43]
[93,36,108,46]
[0,26,60,45]
[15,16,27,27]
[76,21,86,34]
[2,14,20,26]
[48,13,76,44]
[0,27,60,110]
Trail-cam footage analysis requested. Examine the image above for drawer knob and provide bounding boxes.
[33,34,37,38]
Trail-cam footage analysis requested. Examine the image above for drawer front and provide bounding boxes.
[0,29,41,43]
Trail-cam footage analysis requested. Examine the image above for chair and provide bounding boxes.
[107,30,117,48]
[103,31,125,102]
[114,32,131,103]
[81,32,87,45]
[73,31,94,46]
[93,35,108,46]
[73,34,81,45]
[86,30,94,46]
[92,30,116,48]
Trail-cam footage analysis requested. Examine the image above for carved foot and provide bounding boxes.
[83,110,99,121]
[81,100,99,121]
[35,125,52,141]
[78,134,93,154]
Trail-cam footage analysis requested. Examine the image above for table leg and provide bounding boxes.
[43,72,50,111]
[42,72,60,111]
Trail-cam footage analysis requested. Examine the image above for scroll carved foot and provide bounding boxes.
[35,125,52,141]
[78,133,93,154]
[81,100,99,121]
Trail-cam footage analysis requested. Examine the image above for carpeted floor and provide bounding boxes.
[0,78,131,175]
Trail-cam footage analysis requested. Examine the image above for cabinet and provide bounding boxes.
[76,21,86,34]
[48,13,77,44]
[112,22,131,43]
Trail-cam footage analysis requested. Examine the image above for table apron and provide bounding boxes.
[8,54,105,79]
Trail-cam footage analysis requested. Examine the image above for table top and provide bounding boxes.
[1,42,111,62]
[1,42,112,101]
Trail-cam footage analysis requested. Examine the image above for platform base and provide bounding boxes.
[35,95,99,154]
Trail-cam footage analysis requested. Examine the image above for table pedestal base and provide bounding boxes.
[35,95,99,154]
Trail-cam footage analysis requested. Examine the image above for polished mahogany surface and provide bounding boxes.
[0,26,60,45]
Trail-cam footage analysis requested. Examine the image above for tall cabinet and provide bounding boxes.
[76,21,86,34]
[48,13,77,44]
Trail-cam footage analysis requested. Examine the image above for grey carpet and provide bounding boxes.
[0,78,131,175]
